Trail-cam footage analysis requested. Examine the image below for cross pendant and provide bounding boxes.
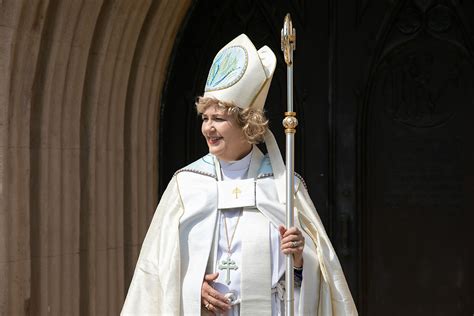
[218,256,238,285]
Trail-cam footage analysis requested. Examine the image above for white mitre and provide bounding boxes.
[203,34,286,203]
[204,34,276,110]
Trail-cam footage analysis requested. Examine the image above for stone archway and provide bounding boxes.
[0,1,191,315]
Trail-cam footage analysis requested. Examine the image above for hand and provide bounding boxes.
[201,272,231,314]
[279,225,305,268]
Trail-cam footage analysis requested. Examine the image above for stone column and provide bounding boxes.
[0,0,192,315]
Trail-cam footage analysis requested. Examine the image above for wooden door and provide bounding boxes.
[160,1,474,314]
[355,1,474,314]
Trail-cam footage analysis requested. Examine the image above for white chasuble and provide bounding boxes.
[177,172,219,315]
[121,147,358,316]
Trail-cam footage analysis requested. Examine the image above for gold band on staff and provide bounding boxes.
[283,112,298,133]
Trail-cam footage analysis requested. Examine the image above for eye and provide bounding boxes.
[215,117,226,122]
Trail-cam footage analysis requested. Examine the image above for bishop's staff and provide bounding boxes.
[281,13,298,316]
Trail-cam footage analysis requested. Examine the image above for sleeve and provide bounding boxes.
[121,177,184,315]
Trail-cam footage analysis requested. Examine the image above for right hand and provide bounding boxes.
[201,272,232,314]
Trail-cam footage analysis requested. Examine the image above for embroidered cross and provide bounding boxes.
[218,257,238,285]
[232,187,242,199]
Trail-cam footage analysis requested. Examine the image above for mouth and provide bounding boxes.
[207,136,222,145]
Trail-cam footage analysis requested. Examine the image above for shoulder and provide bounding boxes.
[173,154,217,179]
[257,153,308,191]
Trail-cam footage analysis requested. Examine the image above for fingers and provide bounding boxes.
[278,225,287,237]
[204,272,219,282]
[281,226,301,238]
[280,227,303,245]
[281,240,305,254]
[202,293,231,313]
[280,226,305,256]
[279,226,303,240]
[201,273,231,313]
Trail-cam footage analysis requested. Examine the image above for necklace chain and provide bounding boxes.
[223,210,242,255]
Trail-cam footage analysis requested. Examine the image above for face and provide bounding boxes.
[201,106,252,161]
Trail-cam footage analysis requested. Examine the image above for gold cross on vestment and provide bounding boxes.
[232,187,242,199]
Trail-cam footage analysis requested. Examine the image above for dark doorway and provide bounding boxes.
[160,1,474,314]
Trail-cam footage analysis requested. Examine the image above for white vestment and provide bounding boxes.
[212,150,289,315]
[121,147,358,315]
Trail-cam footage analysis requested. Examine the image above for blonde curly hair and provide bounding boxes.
[195,97,268,144]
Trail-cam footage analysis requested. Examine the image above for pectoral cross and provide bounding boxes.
[218,257,238,285]
[232,187,242,199]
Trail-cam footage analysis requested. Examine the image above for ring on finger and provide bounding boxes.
[292,241,298,248]
[204,302,210,310]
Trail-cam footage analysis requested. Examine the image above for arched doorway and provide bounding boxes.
[160,0,354,304]
[160,0,474,314]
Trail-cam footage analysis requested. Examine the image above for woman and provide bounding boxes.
[197,96,305,315]
[122,34,357,315]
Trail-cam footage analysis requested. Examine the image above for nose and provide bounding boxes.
[203,119,215,133]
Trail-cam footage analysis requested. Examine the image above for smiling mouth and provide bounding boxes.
[207,136,222,145]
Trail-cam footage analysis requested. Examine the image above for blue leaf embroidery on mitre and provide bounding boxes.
[205,46,248,92]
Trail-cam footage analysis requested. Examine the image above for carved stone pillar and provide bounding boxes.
[0,0,192,315]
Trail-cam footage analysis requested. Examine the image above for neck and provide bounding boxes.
[218,147,253,181]
[219,144,252,163]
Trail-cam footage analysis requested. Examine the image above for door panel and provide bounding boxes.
[358,1,474,314]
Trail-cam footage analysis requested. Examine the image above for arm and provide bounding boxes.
[121,177,184,315]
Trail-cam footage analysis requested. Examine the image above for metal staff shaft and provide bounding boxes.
[281,13,297,316]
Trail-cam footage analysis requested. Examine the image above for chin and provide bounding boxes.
[212,151,231,161]
[209,147,224,158]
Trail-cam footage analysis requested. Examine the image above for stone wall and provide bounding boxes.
[0,1,191,314]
